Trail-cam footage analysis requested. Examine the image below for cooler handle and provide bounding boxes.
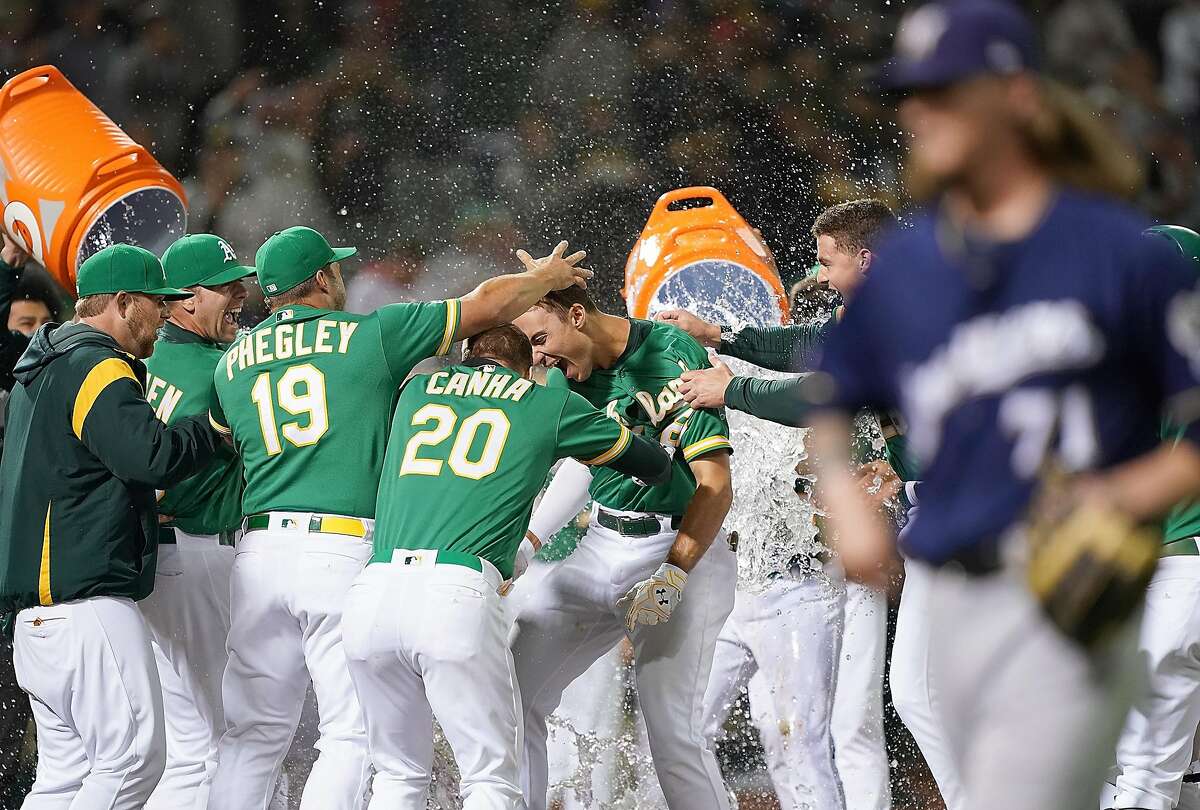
[650,186,739,221]
[0,65,66,117]
[91,146,144,178]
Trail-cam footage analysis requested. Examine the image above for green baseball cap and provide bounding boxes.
[161,234,256,289]
[255,226,357,296]
[1145,224,1200,268]
[76,244,191,300]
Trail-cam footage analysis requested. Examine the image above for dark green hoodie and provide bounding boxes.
[0,322,219,615]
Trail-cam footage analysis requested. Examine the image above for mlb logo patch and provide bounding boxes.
[266,283,278,293]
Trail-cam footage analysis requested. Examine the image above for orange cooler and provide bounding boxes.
[624,186,789,327]
[0,65,187,292]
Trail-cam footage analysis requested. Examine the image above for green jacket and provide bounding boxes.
[0,322,219,615]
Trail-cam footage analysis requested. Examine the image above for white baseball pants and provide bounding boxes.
[139,531,234,810]
[1108,555,1200,810]
[702,576,846,810]
[344,553,524,810]
[14,595,166,810]
[510,508,737,810]
[929,562,1137,810]
[890,560,967,810]
[832,576,893,810]
[511,560,629,810]
[208,518,372,810]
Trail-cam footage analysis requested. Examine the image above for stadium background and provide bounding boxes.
[2,1,1199,808]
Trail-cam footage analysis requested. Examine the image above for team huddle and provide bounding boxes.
[9,2,1200,810]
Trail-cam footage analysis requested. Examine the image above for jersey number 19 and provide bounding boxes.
[251,365,330,456]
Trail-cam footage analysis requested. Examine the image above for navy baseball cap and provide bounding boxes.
[880,0,1038,91]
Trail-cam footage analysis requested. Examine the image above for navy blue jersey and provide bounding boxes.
[816,190,1200,566]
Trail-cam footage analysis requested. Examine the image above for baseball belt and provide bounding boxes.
[1161,536,1199,557]
[243,512,367,538]
[392,548,485,573]
[595,509,682,537]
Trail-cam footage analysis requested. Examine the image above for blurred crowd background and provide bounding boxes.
[1,1,1198,807]
[5,0,1200,318]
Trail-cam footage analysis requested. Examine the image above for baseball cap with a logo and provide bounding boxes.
[255,226,357,296]
[880,0,1038,91]
[161,234,256,290]
[76,244,192,300]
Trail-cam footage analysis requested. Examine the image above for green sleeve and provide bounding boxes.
[883,432,921,483]
[209,367,230,434]
[554,391,633,465]
[724,375,806,427]
[554,393,671,484]
[376,299,461,384]
[678,405,732,462]
[717,322,832,372]
[78,361,220,489]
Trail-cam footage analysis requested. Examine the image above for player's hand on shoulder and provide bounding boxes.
[678,357,733,408]
[655,309,721,347]
[515,240,592,290]
[617,561,688,631]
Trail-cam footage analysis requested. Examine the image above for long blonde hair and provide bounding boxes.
[903,77,1143,202]
[1024,78,1142,199]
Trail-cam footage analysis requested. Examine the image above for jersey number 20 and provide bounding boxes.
[400,404,510,480]
[250,365,329,456]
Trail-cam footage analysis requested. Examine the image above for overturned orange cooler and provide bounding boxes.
[0,65,187,292]
[624,186,789,327]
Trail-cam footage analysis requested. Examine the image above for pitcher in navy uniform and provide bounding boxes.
[803,4,1200,810]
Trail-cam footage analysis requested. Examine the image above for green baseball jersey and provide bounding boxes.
[145,323,244,536]
[210,300,459,518]
[571,319,731,514]
[372,361,633,578]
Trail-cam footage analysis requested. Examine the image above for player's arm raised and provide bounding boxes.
[454,241,592,341]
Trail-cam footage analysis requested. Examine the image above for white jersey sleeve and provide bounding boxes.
[527,458,593,545]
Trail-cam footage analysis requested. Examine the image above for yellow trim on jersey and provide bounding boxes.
[682,435,731,461]
[436,299,460,357]
[584,425,632,466]
[72,358,136,440]
[209,412,231,435]
[38,502,52,606]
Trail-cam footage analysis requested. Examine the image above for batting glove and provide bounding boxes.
[618,562,688,631]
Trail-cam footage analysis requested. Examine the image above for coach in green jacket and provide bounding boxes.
[0,244,221,808]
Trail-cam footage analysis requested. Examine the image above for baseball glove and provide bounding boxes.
[1026,469,1159,647]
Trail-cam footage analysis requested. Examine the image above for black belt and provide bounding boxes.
[595,509,681,537]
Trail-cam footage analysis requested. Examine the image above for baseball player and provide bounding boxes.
[207,229,591,810]
[661,198,903,810]
[139,233,254,810]
[1102,224,1200,810]
[342,324,670,809]
[806,3,1200,809]
[512,286,737,810]
[0,244,220,809]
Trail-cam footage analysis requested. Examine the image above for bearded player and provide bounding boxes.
[207,230,590,810]
[343,325,670,809]
[512,286,737,810]
[140,234,253,809]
